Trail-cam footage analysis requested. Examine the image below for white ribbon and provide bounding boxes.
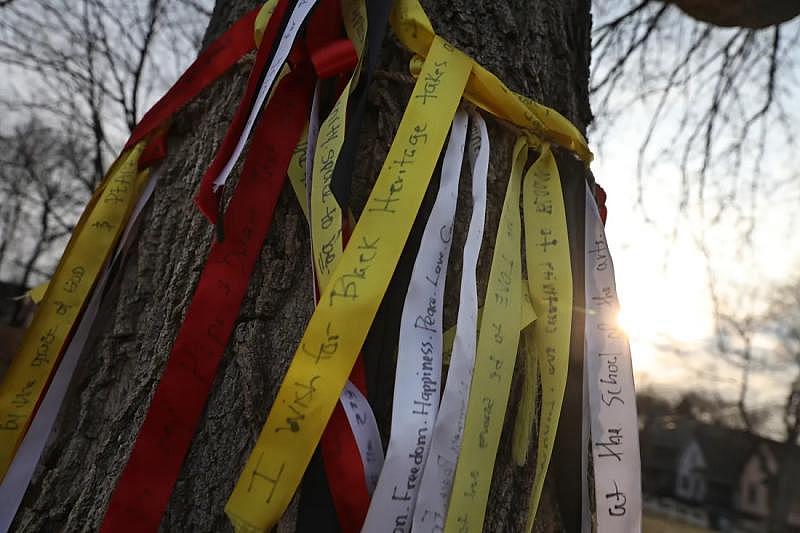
[341,381,384,494]
[0,172,161,532]
[410,109,490,533]
[213,0,319,190]
[584,183,642,532]
[362,109,468,532]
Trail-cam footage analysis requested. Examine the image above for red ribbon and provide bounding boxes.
[193,0,291,224]
[137,128,169,171]
[320,361,371,532]
[126,7,261,150]
[594,183,608,225]
[101,2,375,529]
[101,59,315,532]
[306,0,357,79]
[95,11,273,526]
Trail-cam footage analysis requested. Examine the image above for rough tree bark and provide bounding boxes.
[13,0,593,531]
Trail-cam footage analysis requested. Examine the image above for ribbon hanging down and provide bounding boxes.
[309,0,365,286]
[388,11,594,524]
[584,183,641,532]
[300,30,383,533]
[522,144,574,532]
[444,134,525,532]
[100,63,316,533]
[410,111,494,533]
[287,127,311,221]
[193,0,296,222]
[307,0,384,503]
[302,0,386,528]
[287,79,383,533]
[362,108,469,532]
[339,381,383,492]
[0,170,160,533]
[328,0,393,209]
[225,37,472,533]
[0,143,146,480]
[212,0,317,193]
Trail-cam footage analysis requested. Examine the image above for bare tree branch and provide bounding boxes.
[0,0,213,283]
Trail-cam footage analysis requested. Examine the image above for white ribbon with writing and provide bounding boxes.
[213,0,318,190]
[362,109,468,532]
[341,380,384,493]
[0,172,161,533]
[410,109,490,533]
[584,183,642,532]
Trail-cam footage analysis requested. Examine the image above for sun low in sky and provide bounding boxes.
[592,107,800,410]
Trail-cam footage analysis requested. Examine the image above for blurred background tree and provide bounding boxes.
[0,0,212,286]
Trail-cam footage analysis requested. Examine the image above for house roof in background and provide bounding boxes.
[641,416,800,485]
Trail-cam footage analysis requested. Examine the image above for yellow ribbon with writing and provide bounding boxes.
[444,137,525,532]
[522,144,573,531]
[394,20,584,519]
[442,278,535,367]
[390,0,592,164]
[225,37,472,532]
[310,0,367,288]
[511,326,539,467]
[0,143,147,479]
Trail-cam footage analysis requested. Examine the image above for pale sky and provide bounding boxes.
[592,99,800,423]
[587,4,800,432]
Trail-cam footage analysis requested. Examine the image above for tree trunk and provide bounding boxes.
[13,0,593,531]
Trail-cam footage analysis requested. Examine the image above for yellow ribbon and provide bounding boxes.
[0,143,147,479]
[443,293,538,469]
[522,144,573,531]
[442,278,536,367]
[225,36,472,532]
[27,282,49,305]
[511,326,538,467]
[390,0,592,164]
[254,0,279,46]
[310,0,367,289]
[445,137,526,532]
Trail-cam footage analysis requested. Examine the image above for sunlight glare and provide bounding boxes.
[615,284,711,345]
